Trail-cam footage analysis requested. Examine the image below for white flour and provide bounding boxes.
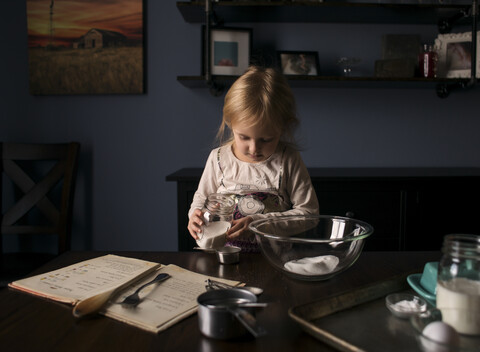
[196,221,230,249]
[284,255,339,276]
[437,277,480,335]
[392,299,423,312]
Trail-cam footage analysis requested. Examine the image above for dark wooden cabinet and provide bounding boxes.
[167,167,480,252]
[313,180,404,251]
[404,182,480,251]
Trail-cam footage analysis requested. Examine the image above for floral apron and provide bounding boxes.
[216,148,285,251]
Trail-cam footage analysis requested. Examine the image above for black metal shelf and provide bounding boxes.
[177,1,471,25]
[176,1,478,97]
[177,74,470,89]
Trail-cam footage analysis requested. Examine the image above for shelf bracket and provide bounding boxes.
[437,6,470,34]
[205,0,212,86]
[436,0,478,98]
[204,0,224,96]
[207,81,225,96]
[471,0,478,80]
[436,80,475,98]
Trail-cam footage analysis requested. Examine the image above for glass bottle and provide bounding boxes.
[436,234,480,335]
[196,193,234,249]
[418,44,437,78]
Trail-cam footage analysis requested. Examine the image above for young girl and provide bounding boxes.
[187,66,319,251]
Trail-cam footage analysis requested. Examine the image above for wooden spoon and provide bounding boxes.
[72,266,161,318]
[72,287,120,318]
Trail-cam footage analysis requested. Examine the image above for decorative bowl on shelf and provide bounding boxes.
[248,215,373,281]
[336,57,362,76]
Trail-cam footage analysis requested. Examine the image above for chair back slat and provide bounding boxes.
[2,159,64,225]
[1,142,80,259]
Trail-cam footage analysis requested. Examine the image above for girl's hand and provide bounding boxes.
[226,216,254,240]
[188,209,204,240]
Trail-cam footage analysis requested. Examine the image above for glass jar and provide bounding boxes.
[437,234,480,335]
[196,193,234,249]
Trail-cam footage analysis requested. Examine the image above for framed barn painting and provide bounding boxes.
[26,0,144,95]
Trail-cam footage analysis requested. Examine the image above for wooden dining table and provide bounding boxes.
[0,250,440,351]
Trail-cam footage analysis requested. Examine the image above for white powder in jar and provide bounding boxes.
[196,221,230,249]
[437,277,480,335]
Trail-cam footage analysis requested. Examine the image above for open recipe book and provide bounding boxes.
[8,254,241,333]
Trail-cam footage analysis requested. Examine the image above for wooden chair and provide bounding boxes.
[1,142,80,285]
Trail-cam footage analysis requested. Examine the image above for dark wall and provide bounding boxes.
[2,1,479,252]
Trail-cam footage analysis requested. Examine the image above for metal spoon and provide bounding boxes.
[121,273,170,306]
[72,272,170,317]
[205,278,264,296]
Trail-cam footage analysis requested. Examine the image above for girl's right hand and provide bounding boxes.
[188,208,204,240]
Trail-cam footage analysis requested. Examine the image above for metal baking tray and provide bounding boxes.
[289,274,425,352]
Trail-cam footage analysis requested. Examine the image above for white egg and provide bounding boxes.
[422,321,460,352]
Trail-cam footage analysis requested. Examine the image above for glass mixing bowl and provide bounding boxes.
[249,215,373,281]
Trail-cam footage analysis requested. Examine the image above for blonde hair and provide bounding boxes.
[216,66,299,147]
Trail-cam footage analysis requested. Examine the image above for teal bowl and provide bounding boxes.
[407,261,438,306]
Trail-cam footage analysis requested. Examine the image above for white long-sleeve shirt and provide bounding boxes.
[188,143,319,221]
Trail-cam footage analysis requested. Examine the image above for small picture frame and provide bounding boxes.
[203,27,252,76]
[434,31,480,78]
[277,51,320,76]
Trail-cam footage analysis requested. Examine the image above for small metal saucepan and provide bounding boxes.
[197,288,267,339]
[194,246,241,265]
[215,246,241,264]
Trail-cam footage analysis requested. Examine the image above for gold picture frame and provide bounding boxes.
[26,0,145,95]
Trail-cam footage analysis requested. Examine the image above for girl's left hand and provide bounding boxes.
[226,216,254,240]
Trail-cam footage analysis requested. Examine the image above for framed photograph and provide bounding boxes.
[277,51,320,76]
[434,31,480,78]
[26,0,144,95]
[204,27,252,76]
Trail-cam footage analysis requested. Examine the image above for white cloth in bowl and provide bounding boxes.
[284,255,339,276]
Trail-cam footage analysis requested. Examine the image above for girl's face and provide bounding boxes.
[231,121,281,163]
